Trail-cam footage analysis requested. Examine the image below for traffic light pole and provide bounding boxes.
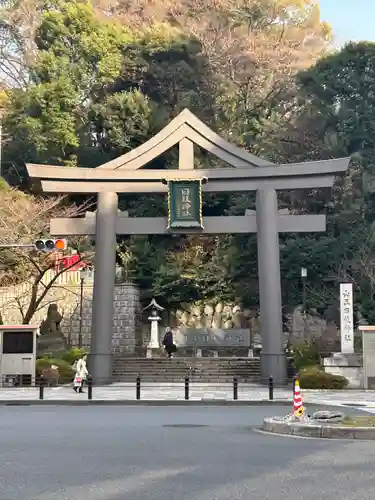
[0,240,67,251]
[0,244,36,248]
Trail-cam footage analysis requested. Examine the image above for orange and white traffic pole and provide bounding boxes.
[293,378,305,418]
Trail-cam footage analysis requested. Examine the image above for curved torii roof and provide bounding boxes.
[96,108,274,170]
[26,108,350,193]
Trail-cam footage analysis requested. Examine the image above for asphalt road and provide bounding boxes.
[0,404,374,500]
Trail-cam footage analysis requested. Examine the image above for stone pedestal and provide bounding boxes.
[323,353,363,388]
[146,347,165,358]
[148,315,161,349]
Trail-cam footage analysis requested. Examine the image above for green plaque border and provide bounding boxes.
[167,180,203,229]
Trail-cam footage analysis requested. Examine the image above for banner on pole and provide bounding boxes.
[340,283,354,354]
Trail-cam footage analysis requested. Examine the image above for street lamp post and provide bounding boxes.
[79,267,91,347]
[301,267,307,317]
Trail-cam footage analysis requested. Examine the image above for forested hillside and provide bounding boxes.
[0,0,374,325]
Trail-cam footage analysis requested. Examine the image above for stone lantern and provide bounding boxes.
[143,298,164,358]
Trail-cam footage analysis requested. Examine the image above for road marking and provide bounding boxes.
[29,466,196,500]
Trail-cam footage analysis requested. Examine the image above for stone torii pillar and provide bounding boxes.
[256,189,284,384]
[89,192,118,384]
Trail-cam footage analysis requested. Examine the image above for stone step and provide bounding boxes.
[112,357,260,362]
[112,357,261,382]
[112,359,260,366]
[112,364,258,367]
[113,373,260,378]
[112,368,259,373]
[112,375,260,382]
[113,375,259,378]
[112,366,260,371]
[112,366,260,370]
[112,364,260,370]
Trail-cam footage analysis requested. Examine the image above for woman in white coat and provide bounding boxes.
[73,355,88,393]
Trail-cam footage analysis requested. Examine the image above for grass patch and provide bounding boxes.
[340,415,375,427]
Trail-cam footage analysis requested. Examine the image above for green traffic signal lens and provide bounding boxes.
[35,240,45,251]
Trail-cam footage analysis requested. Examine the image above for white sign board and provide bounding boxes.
[340,283,354,354]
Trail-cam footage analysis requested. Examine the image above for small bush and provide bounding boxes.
[292,342,320,370]
[60,348,88,365]
[36,358,75,384]
[299,367,348,390]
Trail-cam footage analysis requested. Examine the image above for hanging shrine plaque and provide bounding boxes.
[168,180,203,229]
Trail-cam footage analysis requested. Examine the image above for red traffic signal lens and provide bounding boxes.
[55,239,66,250]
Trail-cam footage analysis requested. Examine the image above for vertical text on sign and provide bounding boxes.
[167,180,203,229]
[340,283,354,354]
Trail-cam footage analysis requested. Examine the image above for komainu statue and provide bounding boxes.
[38,303,67,356]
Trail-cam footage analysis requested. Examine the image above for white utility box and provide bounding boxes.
[0,325,39,386]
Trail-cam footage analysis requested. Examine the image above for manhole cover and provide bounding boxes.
[162,424,209,428]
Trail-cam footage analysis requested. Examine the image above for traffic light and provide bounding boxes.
[34,239,67,252]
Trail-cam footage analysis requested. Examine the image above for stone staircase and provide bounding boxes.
[112,357,261,383]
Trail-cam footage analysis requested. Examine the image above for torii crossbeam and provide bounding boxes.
[26,109,350,385]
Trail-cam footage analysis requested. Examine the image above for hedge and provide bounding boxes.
[299,367,348,390]
[36,358,75,384]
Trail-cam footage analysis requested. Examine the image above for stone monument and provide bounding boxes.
[323,283,360,387]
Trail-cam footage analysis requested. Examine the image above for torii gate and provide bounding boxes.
[26,109,350,385]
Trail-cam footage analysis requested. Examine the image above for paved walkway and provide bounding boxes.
[2,383,375,409]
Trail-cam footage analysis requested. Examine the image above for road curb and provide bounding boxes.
[0,399,293,407]
[262,417,375,440]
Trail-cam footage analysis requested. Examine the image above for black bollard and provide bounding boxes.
[136,375,141,400]
[233,377,238,400]
[87,375,93,400]
[39,374,44,400]
[184,376,189,400]
[268,375,274,401]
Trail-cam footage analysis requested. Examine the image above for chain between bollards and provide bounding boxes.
[136,375,141,400]
[87,375,93,400]
[268,375,274,401]
[184,376,189,400]
[39,374,44,400]
[233,377,238,400]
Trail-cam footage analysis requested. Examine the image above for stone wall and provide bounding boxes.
[0,270,140,353]
[166,301,341,347]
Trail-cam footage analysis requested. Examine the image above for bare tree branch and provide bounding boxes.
[0,182,94,323]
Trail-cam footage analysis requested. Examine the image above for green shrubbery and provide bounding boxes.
[291,342,320,371]
[299,366,348,390]
[36,348,88,384]
[60,347,88,365]
[36,358,75,384]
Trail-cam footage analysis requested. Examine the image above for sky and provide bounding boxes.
[319,0,375,46]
